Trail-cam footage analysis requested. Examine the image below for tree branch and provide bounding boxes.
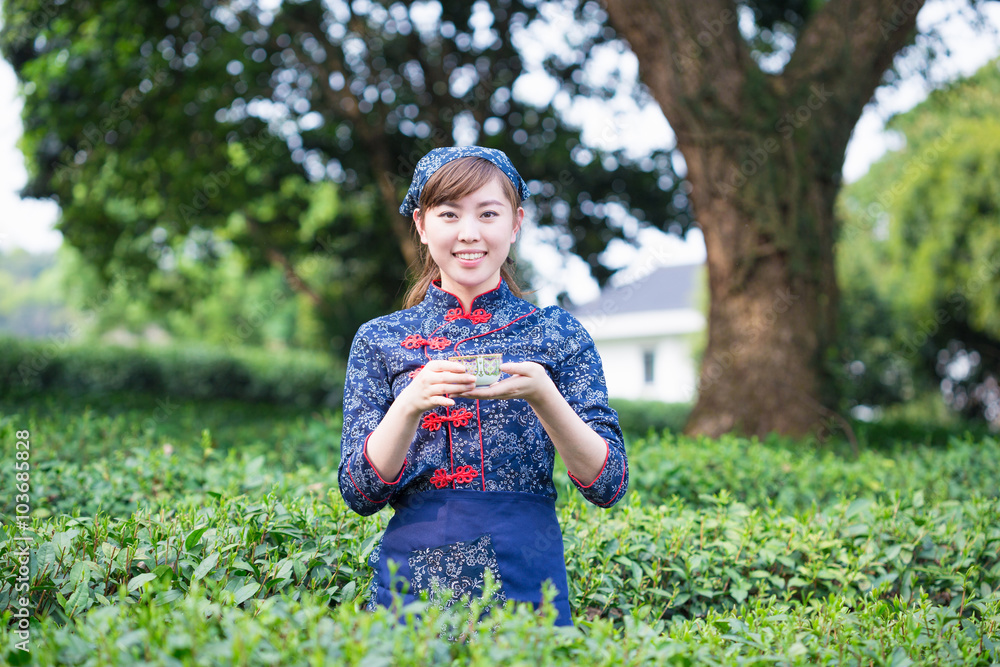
[245,216,324,307]
[282,11,418,267]
[602,0,752,139]
[783,0,927,116]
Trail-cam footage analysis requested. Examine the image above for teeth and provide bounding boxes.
[455,252,485,260]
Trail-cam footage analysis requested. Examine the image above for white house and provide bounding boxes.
[569,263,706,403]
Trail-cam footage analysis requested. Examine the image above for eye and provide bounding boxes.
[481,210,498,219]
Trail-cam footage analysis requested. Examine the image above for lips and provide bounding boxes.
[454,251,487,261]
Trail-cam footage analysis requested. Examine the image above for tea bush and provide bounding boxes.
[0,336,343,407]
[608,399,691,436]
[1,393,998,665]
[0,389,341,470]
[624,430,1000,512]
[4,579,998,665]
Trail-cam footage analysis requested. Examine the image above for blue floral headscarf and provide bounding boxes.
[399,146,531,217]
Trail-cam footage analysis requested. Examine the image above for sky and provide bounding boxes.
[2,0,999,305]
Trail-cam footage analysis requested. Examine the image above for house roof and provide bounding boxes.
[569,262,703,318]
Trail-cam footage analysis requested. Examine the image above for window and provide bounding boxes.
[642,350,655,385]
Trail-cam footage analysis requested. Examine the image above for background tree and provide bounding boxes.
[1,0,688,356]
[601,0,996,436]
[837,57,1000,430]
[0,249,72,338]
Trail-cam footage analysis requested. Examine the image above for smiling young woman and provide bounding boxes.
[412,171,524,311]
[403,155,525,310]
[338,146,629,629]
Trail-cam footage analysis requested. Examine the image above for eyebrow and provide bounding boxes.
[438,199,507,208]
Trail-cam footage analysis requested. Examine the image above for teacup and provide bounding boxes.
[449,353,502,386]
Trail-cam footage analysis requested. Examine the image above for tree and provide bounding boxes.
[837,57,1000,429]
[601,0,995,436]
[0,249,73,338]
[1,0,687,355]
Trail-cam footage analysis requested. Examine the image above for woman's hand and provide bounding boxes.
[456,361,558,406]
[459,361,608,485]
[363,361,473,482]
[399,360,477,413]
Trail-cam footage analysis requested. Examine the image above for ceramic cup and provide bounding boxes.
[449,353,502,386]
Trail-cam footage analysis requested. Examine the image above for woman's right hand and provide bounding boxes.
[399,360,476,412]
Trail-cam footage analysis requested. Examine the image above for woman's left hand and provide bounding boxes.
[455,361,557,405]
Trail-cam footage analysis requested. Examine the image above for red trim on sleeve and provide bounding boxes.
[567,438,610,489]
[594,462,628,507]
[362,432,406,485]
[346,456,391,505]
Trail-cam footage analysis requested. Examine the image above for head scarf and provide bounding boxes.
[399,146,531,217]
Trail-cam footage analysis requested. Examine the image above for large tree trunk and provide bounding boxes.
[603,0,924,437]
[682,139,840,436]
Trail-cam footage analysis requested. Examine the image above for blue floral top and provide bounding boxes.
[338,278,629,515]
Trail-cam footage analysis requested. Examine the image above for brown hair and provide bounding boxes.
[402,156,525,308]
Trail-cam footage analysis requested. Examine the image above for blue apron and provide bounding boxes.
[368,489,573,626]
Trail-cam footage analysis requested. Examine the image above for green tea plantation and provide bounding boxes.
[2,390,999,665]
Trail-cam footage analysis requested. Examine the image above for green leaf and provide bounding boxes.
[272,559,294,582]
[154,589,184,606]
[231,559,255,574]
[292,557,306,583]
[185,526,210,551]
[340,580,357,602]
[842,523,869,538]
[845,498,873,519]
[6,647,32,666]
[359,534,380,562]
[35,541,57,569]
[191,552,219,582]
[127,572,159,592]
[62,567,90,616]
[233,582,261,606]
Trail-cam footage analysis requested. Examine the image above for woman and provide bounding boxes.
[338,145,628,626]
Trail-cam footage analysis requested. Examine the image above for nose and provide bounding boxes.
[456,215,481,243]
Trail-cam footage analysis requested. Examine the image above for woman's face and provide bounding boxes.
[414,178,523,307]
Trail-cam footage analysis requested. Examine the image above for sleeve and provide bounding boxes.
[548,309,629,508]
[338,324,408,516]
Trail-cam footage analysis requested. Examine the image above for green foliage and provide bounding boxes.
[1,392,999,664]
[1,0,688,355]
[621,429,1000,513]
[2,581,998,665]
[564,490,1000,623]
[7,391,338,461]
[0,337,343,407]
[609,399,691,437]
[0,245,333,351]
[836,58,1000,427]
[0,250,73,339]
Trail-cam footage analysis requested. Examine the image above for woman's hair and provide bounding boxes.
[403,156,524,308]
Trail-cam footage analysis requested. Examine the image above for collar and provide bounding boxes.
[420,278,514,322]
